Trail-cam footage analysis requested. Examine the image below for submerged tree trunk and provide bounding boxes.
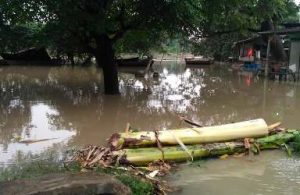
[94,34,120,95]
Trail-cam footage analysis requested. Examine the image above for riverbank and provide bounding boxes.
[0,159,156,195]
[2,128,300,194]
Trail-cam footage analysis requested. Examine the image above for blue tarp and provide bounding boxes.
[243,62,261,72]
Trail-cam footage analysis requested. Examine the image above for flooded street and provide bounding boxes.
[1,63,300,194]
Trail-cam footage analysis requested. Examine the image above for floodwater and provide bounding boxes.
[1,63,300,194]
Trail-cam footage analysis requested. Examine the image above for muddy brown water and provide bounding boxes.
[1,63,300,194]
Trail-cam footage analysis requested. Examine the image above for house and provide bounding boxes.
[233,36,266,72]
[234,24,300,80]
[258,25,300,79]
[234,36,266,61]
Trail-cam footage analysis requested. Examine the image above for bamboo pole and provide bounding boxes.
[109,119,269,149]
[118,130,299,166]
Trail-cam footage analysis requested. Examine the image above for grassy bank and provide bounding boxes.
[0,160,154,195]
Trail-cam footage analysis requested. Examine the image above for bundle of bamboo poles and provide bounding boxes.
[74,119,299,168]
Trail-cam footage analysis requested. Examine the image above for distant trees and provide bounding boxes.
[190,0,299,60]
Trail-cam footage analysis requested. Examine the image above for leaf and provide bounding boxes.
[154,131,165,161]
[167,130,193,161]
[125,123,130,134]
[244,138,251,149]
[87,148,110,167]
[178,115,203,127]
[86,146,97,161]
[148,170,159,178]
[268,122,282,131]
[282,144,292,157]
[233,153,245,158]
[219,154,229,160]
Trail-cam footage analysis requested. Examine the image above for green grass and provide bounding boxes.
[0,160,154,195]
[0,161,80,182]
[94,166,154,195]
[117,174,154,195]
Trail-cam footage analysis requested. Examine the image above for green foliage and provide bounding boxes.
[117,174,154,195]
[289,133,300,156]
[0,148,83,182]
[189,0,299,59]
[0,0,201,62]
[0,23,44,53]
[115,30,168,56]
[191,32,245,60]
[0,161,67,182]
[0,0,299,59]
[199,0,299,35]
[94,167,154,195]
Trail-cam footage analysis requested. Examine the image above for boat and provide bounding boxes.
[1,48,51,61]
[0,59,64,66]
[0,48,63,66]
[185,57,214,65]
[116,57,153,67]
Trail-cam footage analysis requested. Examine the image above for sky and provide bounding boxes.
[295,0,300,5]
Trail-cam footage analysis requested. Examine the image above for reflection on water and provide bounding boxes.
[0,103,75,166]
[0,64,300,193]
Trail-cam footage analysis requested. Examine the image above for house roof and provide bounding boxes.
[233,35,266,47]
[281,23,300,29]
[258,27,300,35]
[234,36,260,45]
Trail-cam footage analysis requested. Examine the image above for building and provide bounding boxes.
[234,24,300,80]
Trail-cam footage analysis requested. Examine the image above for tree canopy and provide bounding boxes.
[189,0,299,60]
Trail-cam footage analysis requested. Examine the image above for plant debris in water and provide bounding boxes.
[69,145,174,194]
[70,145,119,168]
[289,133,300,156]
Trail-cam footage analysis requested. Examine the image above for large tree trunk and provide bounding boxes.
[94,35,120,95]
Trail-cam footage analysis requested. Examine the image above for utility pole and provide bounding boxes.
[265,37,271,78]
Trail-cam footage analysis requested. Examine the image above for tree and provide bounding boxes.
[189,0,299,60]
[1,0,203,94]
[0,0,298,94]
